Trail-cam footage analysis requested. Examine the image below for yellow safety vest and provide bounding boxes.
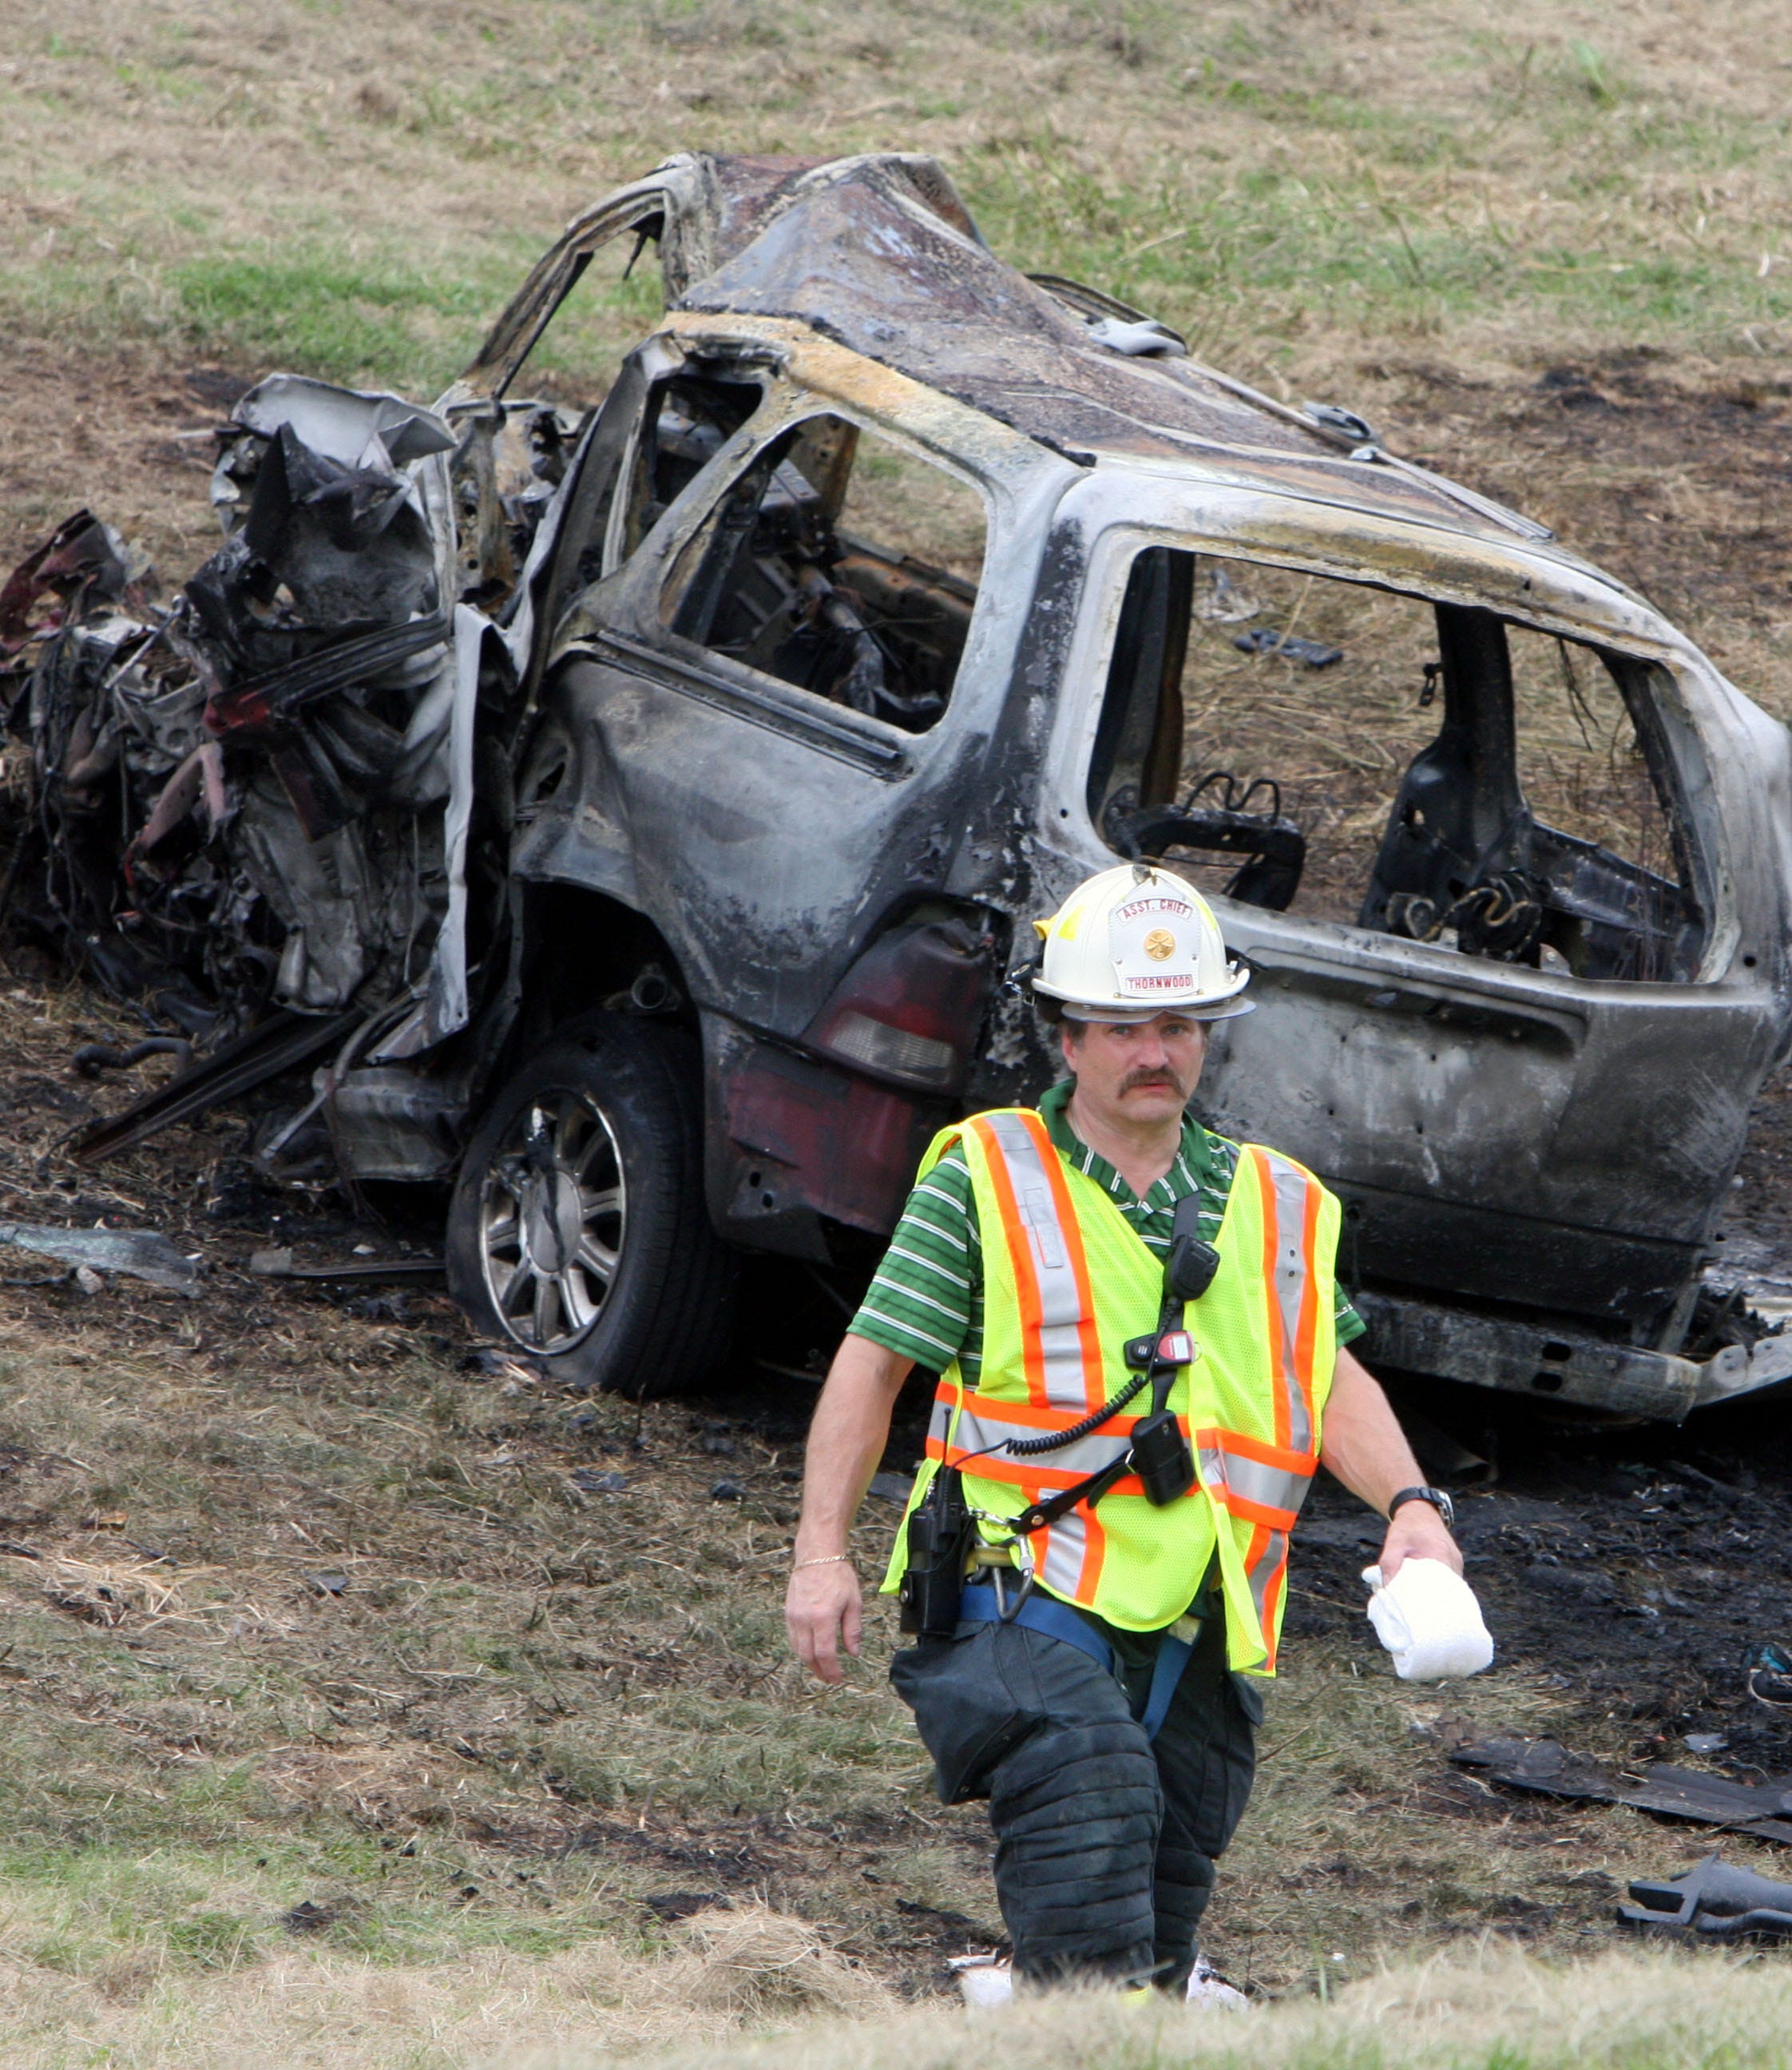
[882,1108,1341,1674]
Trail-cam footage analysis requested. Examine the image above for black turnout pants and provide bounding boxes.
[890,1606,1261,1990]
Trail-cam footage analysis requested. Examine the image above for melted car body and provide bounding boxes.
[10,153,1792,1414]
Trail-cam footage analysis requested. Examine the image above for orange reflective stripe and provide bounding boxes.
[1195,1426,1314,1532]
[975,1112,1108,1418]
[1251,1148,1291,1450]
[971,1116,1049,1410]
[948,1388,1102,1434]
[1193,1426,1314,1476]
[1209,1488,1299,1533]
[928,1439,1148,1500]
[1251,1146,1325,1454]
[962,1389,1187,1438]
[1294,1172,1322,1430]
[1077,1504,1108,1600]
[1243,1520,1288,1666]
[1019,1110,1107,1414]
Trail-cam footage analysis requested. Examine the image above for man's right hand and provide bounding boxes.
[785,1560,863,1684]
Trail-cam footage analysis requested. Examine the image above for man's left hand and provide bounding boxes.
[1377,1499,1463,1584]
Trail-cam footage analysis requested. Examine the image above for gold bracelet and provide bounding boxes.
[791,1554,856,1571]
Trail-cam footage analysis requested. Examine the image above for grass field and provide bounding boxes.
[4,3,1792,2064]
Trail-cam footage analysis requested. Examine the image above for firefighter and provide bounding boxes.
[784,862,1462,1995]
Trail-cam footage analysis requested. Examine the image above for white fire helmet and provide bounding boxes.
[1031,863,1253,1022]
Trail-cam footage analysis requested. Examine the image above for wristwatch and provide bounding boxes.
[1388,1484,1455,1529]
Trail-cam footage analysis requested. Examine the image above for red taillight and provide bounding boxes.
[806,918,993,1093]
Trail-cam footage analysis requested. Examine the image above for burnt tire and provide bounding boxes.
[446,1014,735,1398]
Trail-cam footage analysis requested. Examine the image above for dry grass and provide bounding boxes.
[0,1900,891,2069]
[3,1905,1790,2070]
[2,1,1791,575]
[526,1942,1792,2070]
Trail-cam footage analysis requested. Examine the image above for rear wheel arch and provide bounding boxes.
[446,1010,736,1398]
[447,884,734,1396]
[511,879,696,1049]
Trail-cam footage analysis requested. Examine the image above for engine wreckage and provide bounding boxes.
[4,149,1792,1411]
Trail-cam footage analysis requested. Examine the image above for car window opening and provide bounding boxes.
[658,411,986,735]
[1090,546,1706,983]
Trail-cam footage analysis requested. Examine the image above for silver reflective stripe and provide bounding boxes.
[981,1112,1098,1411]
[1247,1529,1288,1628]
[1198,1442,1311,1522]
[1218,1449,1310,1521]
[946,1402,1132,1481]
[1261,1150,1314,1452]
[1040,1518,1086,1597]
[927,1391,956,1453]
[1019,1186,1066,1270]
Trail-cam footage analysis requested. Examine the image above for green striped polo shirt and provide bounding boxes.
[851,1080,1364,1385]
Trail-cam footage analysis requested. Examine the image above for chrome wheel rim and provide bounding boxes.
[478,1089,626,1354]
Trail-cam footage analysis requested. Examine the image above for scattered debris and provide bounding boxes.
[1619,1855,1792,1941]
[1231,625,1345,666]
[950,1953,1013,2009]
[569,1469,628,1494]
[303,1571,350,1596]
[1187,1957,1252,2011]
[1684,1733,1731,1755]
[709,1479,746,1502]
[1746,1643,1792,1707]
[1452,1736,1792,1844]
[0,510,138,654]
[71,1036,192,1079]
[0,1219,199,1294]
[643,1891,726,1922]
[280,1899,340,1934]
[248,1246,443,1282]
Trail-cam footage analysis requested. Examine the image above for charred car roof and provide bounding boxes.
[466,149,1586,563]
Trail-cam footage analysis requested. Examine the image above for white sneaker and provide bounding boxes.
[950,1955,1013,2007]
[1186,1959,1250,2010]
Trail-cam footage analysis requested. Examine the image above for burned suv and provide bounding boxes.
[9,151,1792,1418]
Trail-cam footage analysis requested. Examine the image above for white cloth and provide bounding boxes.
[952,1957,1013,2007]
[1362,1557,1493,1681]
[950,1956,1250,2009]
[1186,1959,1251,2010]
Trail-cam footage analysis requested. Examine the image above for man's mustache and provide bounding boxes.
[1119,1068,1183,1094]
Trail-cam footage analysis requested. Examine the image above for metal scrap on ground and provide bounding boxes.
[0,1221,200,1294]
[1452,1735,1792,1845]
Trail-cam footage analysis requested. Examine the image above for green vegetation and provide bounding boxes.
[2,1,1789,400]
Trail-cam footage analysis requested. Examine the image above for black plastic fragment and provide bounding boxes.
[1452,1735,1792,1845]
[1232,625,1344,667]
[1619,1854,1792,1941]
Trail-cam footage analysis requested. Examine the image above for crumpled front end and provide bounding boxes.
[0,371,575,1173]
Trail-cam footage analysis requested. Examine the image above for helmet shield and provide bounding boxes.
[1033,862,1253,1018]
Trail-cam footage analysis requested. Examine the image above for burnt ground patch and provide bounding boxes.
[1290,1418,1792,1779]
[1359,350,1792,664]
